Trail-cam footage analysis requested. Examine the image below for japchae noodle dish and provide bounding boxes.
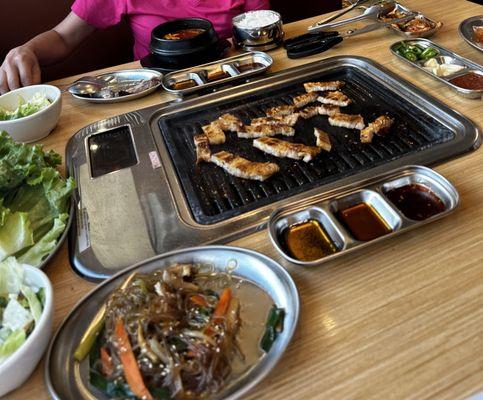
[74,263,284,399]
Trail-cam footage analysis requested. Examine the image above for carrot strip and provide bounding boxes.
[100,347,114,377]
[213,288,232,321]
[190,294,209,307]
[114,318,153,400]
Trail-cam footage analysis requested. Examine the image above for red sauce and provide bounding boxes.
[449,72,483,91]
[163,29,205,40]
[237,62,265,72]
[385,184,446,221]
[337,203,392,241]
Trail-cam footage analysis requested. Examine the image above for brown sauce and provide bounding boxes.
[337,203,392,241]
[172,79,197,90]
[385,184,446,221]
[207,70,230,82]
[163,28,205,40]
[237,62,265,72]
[449,72,483,91]
[281,219,338,261]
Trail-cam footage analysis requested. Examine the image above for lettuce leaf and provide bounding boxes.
[0,93,51,122]
[0,257,25,297]
[0,209,34,265]
[0,330,26,361]
[17,213,68,266]
[21,284,42,324]
[0,131,60,195]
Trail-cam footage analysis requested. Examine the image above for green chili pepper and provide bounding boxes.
[402,50,418,62]
[420,47,439,60]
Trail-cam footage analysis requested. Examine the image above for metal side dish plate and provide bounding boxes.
[269,165,459,266]
[45,246,299,400]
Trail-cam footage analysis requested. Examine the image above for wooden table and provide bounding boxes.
[6,0,483,398]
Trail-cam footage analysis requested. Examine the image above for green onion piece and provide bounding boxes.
[260,305,285,353]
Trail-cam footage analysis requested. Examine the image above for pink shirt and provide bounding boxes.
[72,0,270,59]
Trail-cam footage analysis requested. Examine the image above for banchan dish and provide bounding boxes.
[45,246,299,399]
[378,2,442,38]
[269,165,459,266]
[162,51,273,96]
[390,38,483,99]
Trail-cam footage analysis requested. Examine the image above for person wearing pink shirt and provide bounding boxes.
[0,0,269,94]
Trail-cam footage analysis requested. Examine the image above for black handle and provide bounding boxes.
[283,31,339,48]
[286,35,343,59]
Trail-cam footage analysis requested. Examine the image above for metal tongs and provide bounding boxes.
[308,0,372,31]
[285,13,416,59]
[308,1,397,33]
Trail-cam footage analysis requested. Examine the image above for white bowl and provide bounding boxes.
[0,265,53,397]
[0,85,62,143]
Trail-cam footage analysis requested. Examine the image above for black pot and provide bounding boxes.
[149,18,224,69]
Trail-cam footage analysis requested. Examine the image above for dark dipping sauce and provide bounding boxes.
[237,62,265,72]
[449,72,483,91]
[337,203,392,241]
[163,28,205,40]
[281,219,338,261]
[172,79,197,90]
[386,184,446,221]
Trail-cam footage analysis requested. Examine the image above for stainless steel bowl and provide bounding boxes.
[232,10,284,51]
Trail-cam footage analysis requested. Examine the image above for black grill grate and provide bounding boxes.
[158,66,455,225]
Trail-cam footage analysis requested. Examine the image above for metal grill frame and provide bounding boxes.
[150,56,479,227]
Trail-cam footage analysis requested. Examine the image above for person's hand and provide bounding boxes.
[0,46,41,94]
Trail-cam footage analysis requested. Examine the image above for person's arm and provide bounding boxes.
[0,12,95,94]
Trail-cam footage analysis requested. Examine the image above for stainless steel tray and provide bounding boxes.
[378,2,442,38]
[162,52,272,96]
[390,38,483,99]
[268,165,459,266]
[45,246,299,400]
[459,15,483,52]
[69,69,162,103]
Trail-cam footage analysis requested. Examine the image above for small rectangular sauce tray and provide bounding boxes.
[268,165,459,266]
[390,38,483,99]
[380,2,442,38]
[161,51,273,96]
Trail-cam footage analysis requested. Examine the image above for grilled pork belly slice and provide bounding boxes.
[253,137,321,162]
[317,104,340,116]
[360,115,394,143]
[251,113,299,127]
[304,80,345,92]
[328,113,365,130]
[317,91,351,107]
[237,124,295,139]
[194,134,211,163]
[265,105,296,117]
[299,106,319,119]
[202,121,226,144]
[292,92,318,108]
[217,113,243,131]
[210,151,279,181]
[313,128,331,152]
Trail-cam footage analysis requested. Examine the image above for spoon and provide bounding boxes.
[308,1,396,32]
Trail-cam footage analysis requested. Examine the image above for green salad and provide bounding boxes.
[0,93,51,121]
[0,257,45,365]
[0,131,75,266]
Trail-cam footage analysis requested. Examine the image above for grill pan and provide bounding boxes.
[67,56,480,279]
[158,65,456,225]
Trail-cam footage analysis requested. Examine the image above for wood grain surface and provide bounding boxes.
[4,0,483,399]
